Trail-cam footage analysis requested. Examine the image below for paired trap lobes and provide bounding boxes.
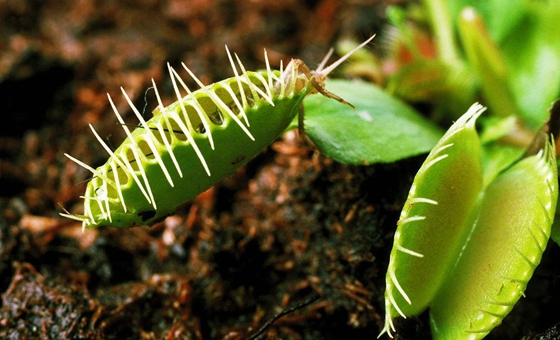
[62,35,376,230]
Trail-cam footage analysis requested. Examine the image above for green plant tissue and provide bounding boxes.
[300,79,443,165]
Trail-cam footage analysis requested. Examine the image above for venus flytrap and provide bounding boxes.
[61,36,376,230]
[381,103,558,339]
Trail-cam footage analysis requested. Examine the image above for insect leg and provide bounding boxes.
[300,62,355,109]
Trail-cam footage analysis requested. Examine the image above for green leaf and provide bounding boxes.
[446,0,560,128]
[301,79,443,165]
[501,2,560,128]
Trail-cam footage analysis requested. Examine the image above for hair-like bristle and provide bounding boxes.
[396,244,425,257]
[167,65,195,134]
[180,62,256,141]
[278,59,286,97]
[88,124,130,211]
[319,34,376,78]
[252,72,274,106]
[121,88,175,188]
[166,63,212,176]
[64,153,112,187]
[107,94,157,208]
[169,63,222,142]
[151,78,183,178]
[106,94,156,205]
[167,66,215,150]
[233,53,275,106]
[264,49,274,92]
[225,46,250,124]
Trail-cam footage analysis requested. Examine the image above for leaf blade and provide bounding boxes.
[302,79,443,165]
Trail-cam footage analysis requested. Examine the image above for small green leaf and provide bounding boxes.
[301,79,443,165]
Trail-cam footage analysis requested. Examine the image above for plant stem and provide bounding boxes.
[422,0,460,64]
[458,7,519,117]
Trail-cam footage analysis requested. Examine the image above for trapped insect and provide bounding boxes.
[62,35,375,230]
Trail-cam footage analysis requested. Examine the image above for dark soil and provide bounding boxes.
[1,1,559,339]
